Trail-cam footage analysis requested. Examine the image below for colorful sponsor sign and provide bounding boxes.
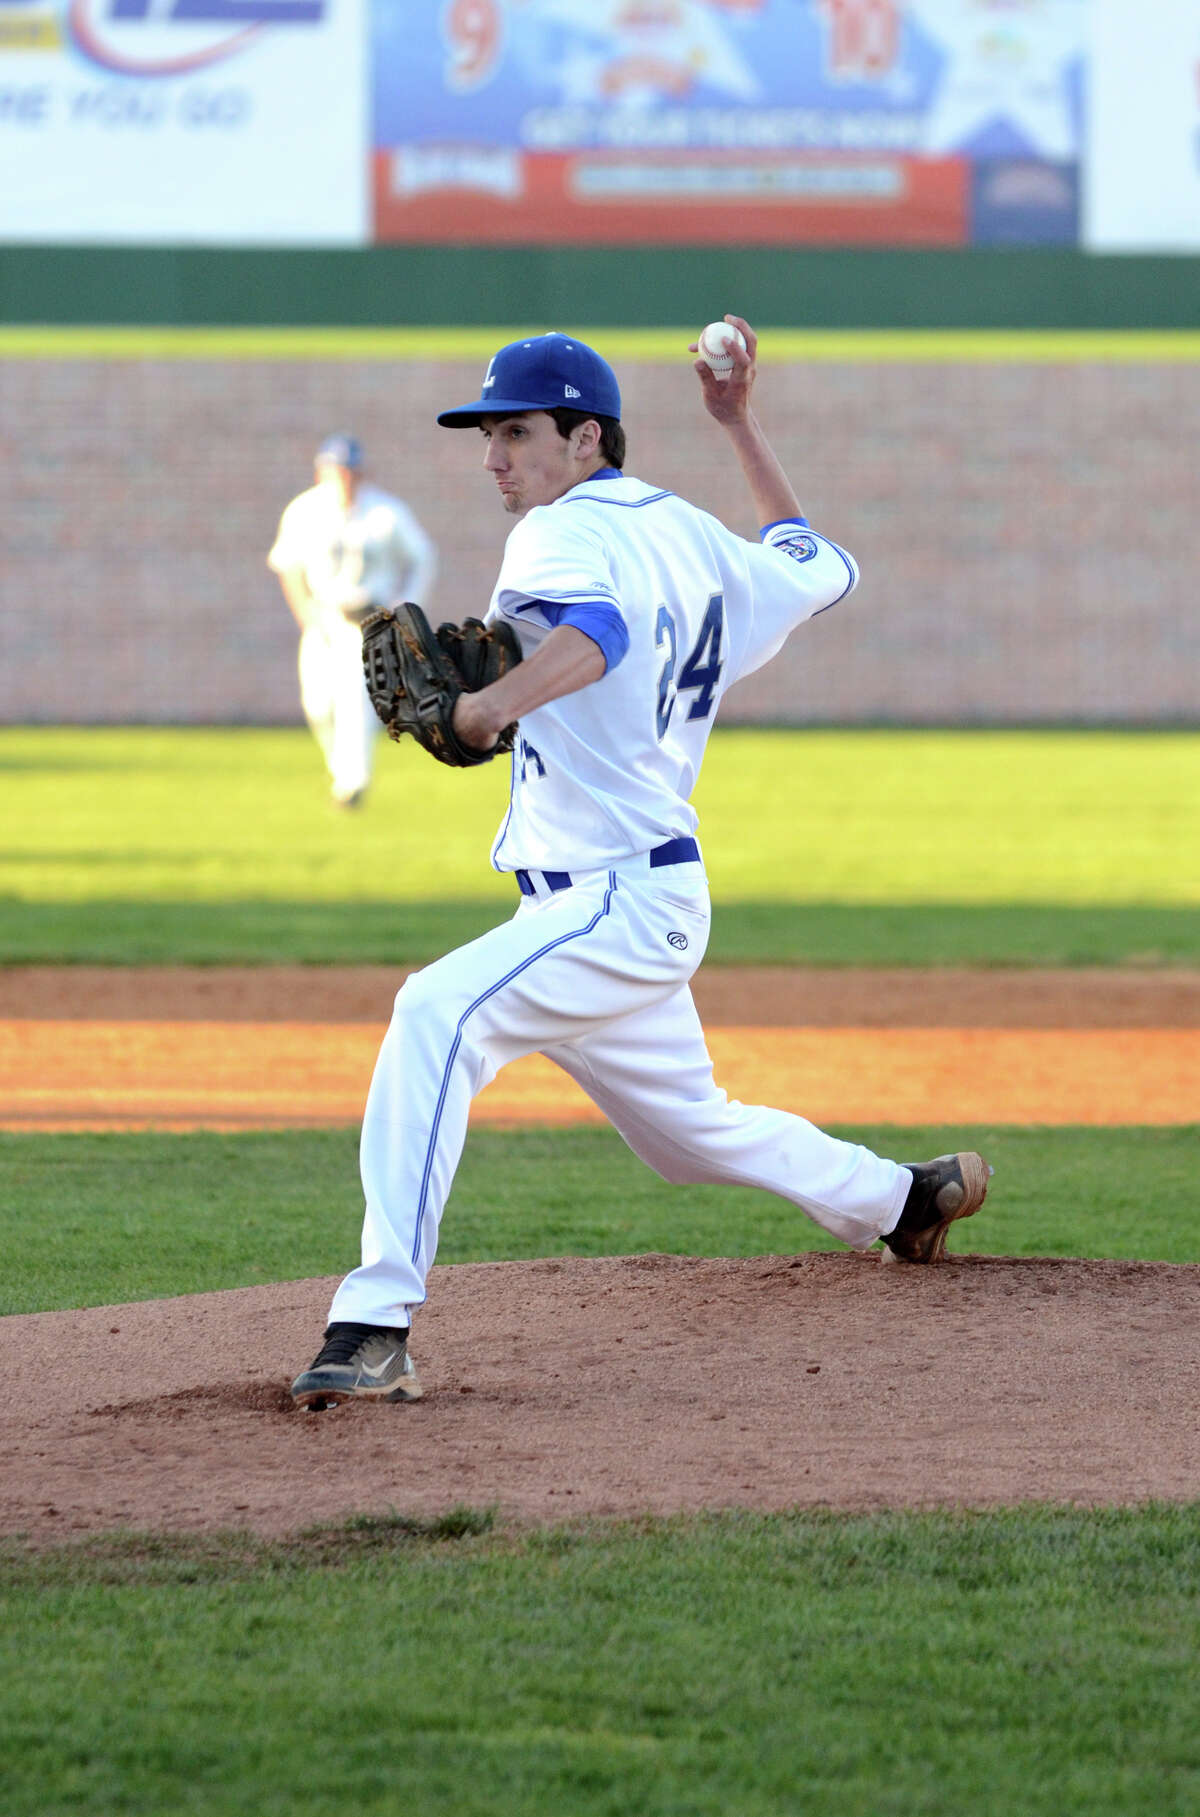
[372,0,1085,247]
[1085,1,1200,252]
[0,0,366,242]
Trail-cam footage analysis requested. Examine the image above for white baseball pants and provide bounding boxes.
[298,616,378,801]
[328,855,912,1330]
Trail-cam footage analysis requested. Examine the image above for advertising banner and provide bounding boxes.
[1085,2,1200,253]
[0,0,367,242]
[372,0,1085,248]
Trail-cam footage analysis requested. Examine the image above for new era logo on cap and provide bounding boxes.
[436,333,621,428]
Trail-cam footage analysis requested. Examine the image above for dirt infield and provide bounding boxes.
[6,962,1199,1025]
[3,965,1198,1130]
[2,964,1198,1543]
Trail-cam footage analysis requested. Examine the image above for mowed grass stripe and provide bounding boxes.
[6,727,1194,905]
[5,899,1198,966]
[1,1125,1195,1315]
[2,325,1199,363]
[2,1020,1194,1130]
[2,726,1197,964]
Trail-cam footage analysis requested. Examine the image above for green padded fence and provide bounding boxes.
[1,246,1197,329]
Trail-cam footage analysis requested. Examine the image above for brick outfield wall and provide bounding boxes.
[2,356,1196,725]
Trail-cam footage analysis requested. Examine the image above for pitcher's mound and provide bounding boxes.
[4,1251,1198,1544]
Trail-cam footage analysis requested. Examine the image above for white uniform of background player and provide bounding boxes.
[291,324,989,1407]
[268,434,437,808]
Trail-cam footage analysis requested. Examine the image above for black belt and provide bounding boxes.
[515,836,700,897]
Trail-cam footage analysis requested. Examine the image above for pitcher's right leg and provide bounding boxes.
[548,985,912,1252]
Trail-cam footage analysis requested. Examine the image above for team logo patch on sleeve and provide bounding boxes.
[773,531,819,563]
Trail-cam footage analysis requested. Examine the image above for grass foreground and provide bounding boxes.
[3,1116,1196,1815]
[3,1505,1200,1817]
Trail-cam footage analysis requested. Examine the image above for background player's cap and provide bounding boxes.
[315,433,363,470]
[437,333,621,428]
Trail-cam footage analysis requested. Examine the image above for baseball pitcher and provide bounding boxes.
[290,323,990,1408]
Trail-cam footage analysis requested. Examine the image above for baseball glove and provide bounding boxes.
[361,601,522,768]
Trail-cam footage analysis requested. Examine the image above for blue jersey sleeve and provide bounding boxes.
[517,597,629,672]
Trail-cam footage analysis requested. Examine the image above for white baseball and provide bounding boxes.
[698,321,746,381]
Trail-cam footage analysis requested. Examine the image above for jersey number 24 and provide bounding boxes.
[655,594,724,740]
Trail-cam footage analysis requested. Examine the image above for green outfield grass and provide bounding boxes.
[3,721,1196,1813]
[2,727,1196,964]
[3,1505,1199,1817]
[1,1124,1194,1317]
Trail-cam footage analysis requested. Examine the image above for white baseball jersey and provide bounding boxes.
[268,481,436,617]
[485,470,857,873]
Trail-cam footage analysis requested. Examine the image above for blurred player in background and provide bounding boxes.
[268,434,438,809]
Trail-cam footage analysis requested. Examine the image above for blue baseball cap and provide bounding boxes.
[315,433,363,470]
[437,332,621,428]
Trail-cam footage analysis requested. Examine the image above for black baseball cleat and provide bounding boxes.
[881,1152,992,1264]
[290,1322,422,1410]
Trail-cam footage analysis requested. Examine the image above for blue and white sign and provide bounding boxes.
[372,0,1086,247]
[1085,0,1200,252]
[0,0,367,242]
